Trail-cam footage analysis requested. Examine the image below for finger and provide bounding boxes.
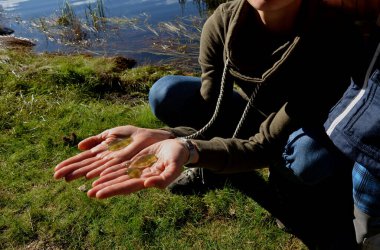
[99,160,131,176]
[54,150,98,171]
[87,174,131,197]
[78,131,108,151]
[92,168,128,187]
[139,165,163,178]
[54,156,101,180]
[91,178,146,199]
[95,149,114,160]
[144,163,184,189]
[64,158,111,181]
[86,158,124,179]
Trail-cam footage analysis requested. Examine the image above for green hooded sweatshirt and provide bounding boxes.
[163,0,362,173]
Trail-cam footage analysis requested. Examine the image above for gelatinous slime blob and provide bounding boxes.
[108,137,133,151]
[125,154,158,178]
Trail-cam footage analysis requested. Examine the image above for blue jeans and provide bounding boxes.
[282,128,347,185]
[149,75,210,128]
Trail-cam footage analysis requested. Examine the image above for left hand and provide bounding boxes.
[87,138,190,199]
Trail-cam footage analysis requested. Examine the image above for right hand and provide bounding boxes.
[86,138,191,199]
[53,125,174,181]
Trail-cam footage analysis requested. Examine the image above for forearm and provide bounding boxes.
[191,103,298,173]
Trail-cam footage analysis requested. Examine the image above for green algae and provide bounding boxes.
[125,154,158,178]
[108,137,133,151]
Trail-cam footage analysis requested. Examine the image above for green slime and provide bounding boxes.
[125,154,158,178]
[108,137,133,151]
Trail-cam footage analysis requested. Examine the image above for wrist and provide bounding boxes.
[176,137,199,165]
[158,128,176,139]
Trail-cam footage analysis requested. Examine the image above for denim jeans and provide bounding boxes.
[281,127,348,185]
[149,75,212,128]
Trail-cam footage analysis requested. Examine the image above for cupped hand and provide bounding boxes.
[87,138,189,199]
[53,125,174,181]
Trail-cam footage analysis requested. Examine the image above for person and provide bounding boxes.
[54,0,363,248]
[322,4,380,247]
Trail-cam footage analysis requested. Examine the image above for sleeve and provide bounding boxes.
[198,6,228,104]
[191,103,299,173]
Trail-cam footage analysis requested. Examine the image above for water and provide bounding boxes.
[0,0,210,67]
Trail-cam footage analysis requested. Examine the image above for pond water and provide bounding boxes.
[0,0,213,68]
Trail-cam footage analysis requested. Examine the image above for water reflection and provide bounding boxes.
[0,0,29,11]
[0,0,226,68]
[0,0,99,11]
[72,0,98,6]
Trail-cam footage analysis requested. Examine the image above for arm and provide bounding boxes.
[86,103,297,199]
[190,103,298,173]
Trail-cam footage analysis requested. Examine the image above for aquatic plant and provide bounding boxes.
[85,0,106,31]
[32,0,107,45]
[30,0,229,69]
[57,0,86,42]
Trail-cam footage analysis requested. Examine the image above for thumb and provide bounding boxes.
[144,165,184,189]
[78,135,104,150]
[144,176,172,189]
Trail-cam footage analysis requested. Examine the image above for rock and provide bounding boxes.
[0,26,14,35]
[77,184,88,192]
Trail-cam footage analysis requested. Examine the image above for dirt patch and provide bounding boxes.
[109,56,137,72]
[0,36,36,49]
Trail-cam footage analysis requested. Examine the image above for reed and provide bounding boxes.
[85,0,107,31]
[56,0,86,42]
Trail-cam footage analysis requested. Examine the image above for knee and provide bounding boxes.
[283,130,337,185]
[148,75,178,116]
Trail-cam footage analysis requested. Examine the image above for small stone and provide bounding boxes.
[78,184,87,192]
[0,26,14,36]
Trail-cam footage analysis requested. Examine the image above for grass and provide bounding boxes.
[0,49,306,249]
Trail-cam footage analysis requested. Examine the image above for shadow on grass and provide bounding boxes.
[218,167,358,250]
